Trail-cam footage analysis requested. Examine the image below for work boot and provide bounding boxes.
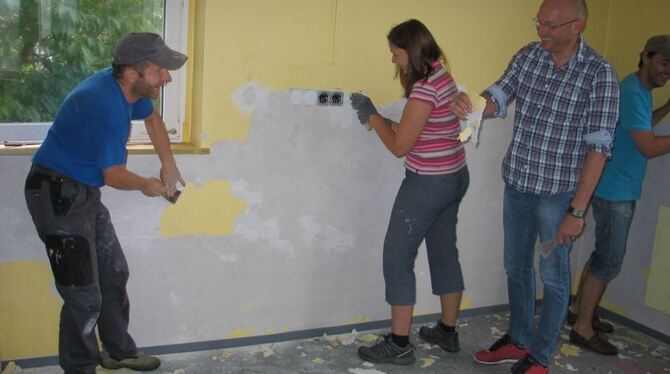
[100,351,161,371]
[357,334,415,365]
[419,321,460,352]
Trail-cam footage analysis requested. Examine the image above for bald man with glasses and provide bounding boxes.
[451,0,619,373]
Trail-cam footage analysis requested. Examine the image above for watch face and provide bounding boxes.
[567,206,585,218]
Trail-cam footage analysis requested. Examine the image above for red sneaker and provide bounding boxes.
[473,334,528,364]
[510,354,549,373]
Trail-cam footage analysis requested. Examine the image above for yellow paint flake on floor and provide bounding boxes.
[614,334,650,350]
[1,362,16,374]
[0,260,61,359]
[420,356,436,368]
[160,180,247,238]
[560,343,582,357]
[358,334,378,343]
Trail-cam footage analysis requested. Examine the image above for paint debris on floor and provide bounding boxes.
[4,312,668,373]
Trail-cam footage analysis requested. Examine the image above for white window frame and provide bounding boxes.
[0,0,189,145]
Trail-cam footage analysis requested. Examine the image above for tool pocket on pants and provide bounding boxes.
[45,235,94,286]
[49,180,81,216]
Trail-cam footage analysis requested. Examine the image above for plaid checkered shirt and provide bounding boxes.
[486,36,619,195]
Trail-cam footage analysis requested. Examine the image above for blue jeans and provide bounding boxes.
[590,197,636,283]
[503,184,572,366]
[383,167,469,305]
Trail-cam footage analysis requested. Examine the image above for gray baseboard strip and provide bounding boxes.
[5,302,667,369]
[596,307,670,345]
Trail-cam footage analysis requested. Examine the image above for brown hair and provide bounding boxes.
[387,19,448,98]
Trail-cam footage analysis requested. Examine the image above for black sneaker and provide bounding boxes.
[357,334,415,365]
[419,321,460,352]
[100,351,161,371]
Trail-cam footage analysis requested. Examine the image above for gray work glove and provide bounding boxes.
[350,93,379,125]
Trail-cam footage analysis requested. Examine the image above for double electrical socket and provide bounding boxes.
[290,89,343,106]
[317,91,343,106]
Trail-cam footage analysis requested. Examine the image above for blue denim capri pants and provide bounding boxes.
[383,167,469,305]
[590,196,636,283]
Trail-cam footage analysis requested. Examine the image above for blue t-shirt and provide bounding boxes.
[33,68,153,187]
[595,73,652,201]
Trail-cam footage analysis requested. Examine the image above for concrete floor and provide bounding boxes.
[4,312,669,373]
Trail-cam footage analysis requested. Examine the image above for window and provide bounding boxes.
[0,0,189,145]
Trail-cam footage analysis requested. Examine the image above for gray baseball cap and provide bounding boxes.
[112,32,187,70]
[644,34,670,60]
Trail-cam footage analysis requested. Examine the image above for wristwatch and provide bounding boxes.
[566,205,585,218]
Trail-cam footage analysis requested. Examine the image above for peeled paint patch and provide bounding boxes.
[641,267,649,280]
[298,215,354,253]
[599,298,628,317]
[229,328,255,338]
[0,260,61,359]
[346,315,373,324]
[560,343,582,357]
[160,181,247,238]
[231,82,269,114]
[460,295,473,309]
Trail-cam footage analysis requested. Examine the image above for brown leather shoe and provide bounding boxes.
[566,309,614,333]
[569,329,618,355]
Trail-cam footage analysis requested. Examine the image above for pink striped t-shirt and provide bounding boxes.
[404,60,466,175]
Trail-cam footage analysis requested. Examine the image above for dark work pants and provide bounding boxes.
[24,164,137,374]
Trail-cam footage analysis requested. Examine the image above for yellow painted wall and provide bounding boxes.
[0,261,61,359]
[190,0,615,148]
[604,0,670,107]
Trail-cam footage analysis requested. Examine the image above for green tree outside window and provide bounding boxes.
[0,0,164,123]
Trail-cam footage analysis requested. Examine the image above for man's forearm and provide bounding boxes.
[103,165,149,191]
[570,150,607,210]
[145,111,176,167]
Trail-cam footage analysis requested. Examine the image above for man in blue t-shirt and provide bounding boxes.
[567,35,670,355]
[24,32,187,373]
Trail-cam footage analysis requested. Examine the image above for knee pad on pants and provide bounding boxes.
[45,235,93,286]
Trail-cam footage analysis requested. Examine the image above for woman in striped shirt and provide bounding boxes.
[352,19,469,366]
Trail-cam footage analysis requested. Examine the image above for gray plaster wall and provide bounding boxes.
[2,94,668,354]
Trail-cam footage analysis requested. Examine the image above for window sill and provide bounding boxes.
[0,142,210,155]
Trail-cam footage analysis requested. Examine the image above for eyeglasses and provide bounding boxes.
[532,17,578,30]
